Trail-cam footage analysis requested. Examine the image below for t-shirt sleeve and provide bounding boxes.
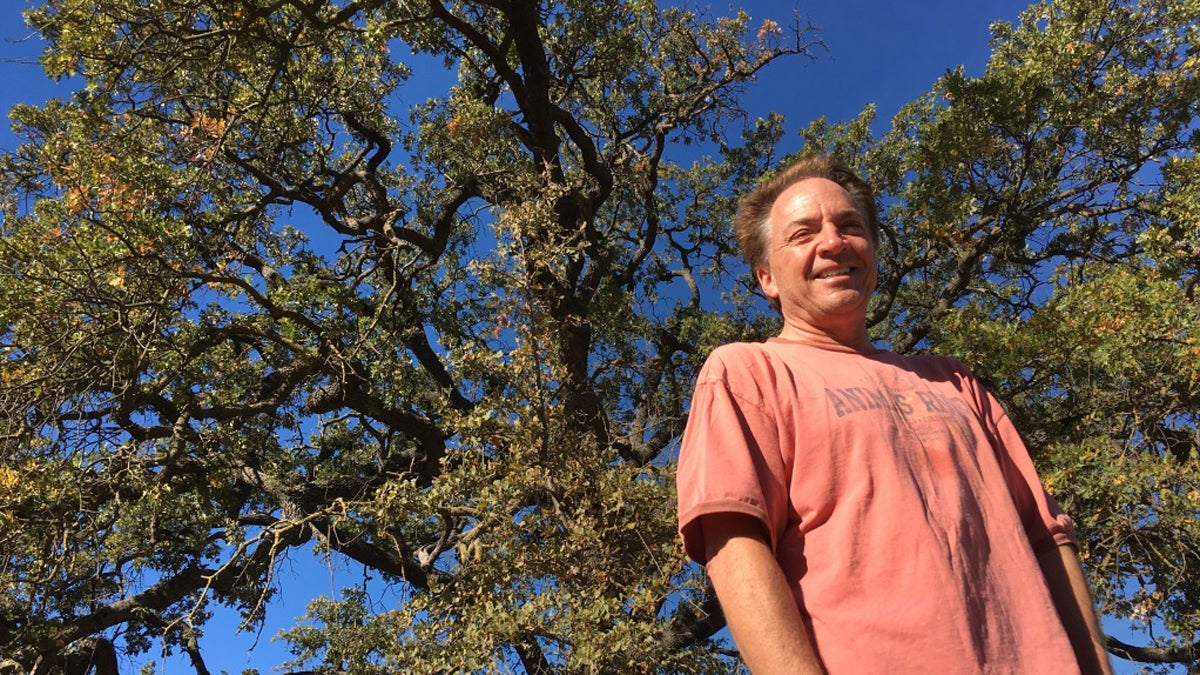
[676,351,790,565]
[970,378,1077,554]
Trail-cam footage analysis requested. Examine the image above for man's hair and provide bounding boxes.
[734,155,881,279]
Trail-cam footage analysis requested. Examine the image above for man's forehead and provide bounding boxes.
[771,178,863,222]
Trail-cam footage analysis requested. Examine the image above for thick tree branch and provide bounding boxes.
[659,585,726,651]
[35,520,309,665]
[1106,635,1200,665]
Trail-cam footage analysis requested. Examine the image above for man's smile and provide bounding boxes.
[815,266,854,279]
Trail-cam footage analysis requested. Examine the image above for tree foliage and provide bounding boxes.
[1,0,1198,674]
[0,1,807,673]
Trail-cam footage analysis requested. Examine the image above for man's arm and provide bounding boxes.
[1037,544,1114,675]
[702,512,827,675]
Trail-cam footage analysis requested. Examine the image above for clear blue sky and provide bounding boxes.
[0,0,1030,154]
[1,2,1164,674]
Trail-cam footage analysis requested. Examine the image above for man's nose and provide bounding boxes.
[816,223,846,255]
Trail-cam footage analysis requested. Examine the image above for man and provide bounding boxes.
[676,156,1113,674]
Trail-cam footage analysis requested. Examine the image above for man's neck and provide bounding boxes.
[776,321,874,353]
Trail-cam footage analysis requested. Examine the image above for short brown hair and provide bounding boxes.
[734,155,881,278]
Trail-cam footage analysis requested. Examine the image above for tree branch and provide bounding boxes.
[1106,635,1200,665]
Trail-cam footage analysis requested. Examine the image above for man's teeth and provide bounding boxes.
[817,268,851,279]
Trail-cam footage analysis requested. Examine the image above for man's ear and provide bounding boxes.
[755,266,779,300]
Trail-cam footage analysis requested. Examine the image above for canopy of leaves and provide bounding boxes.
[0,0,1197,673]
[0,1,807,673]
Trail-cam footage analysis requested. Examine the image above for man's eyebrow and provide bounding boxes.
[785,208,864,228]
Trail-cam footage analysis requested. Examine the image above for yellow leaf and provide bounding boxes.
[108,265,127,289]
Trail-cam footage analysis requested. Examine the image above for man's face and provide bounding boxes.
[756,177,878,336]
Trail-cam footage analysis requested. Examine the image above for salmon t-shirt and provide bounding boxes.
[677,339,1081,674]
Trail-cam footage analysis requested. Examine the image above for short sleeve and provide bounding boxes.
[676,351,791,565]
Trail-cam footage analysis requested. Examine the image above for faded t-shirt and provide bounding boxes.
[677,339,1081,675]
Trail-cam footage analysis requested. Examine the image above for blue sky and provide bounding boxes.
[0,0,1030,153]
[1,1,1168,674]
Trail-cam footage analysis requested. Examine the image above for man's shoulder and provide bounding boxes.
[875,351,985,395]
[884,351,973,376]
[701,340,815,371]
[706,340,772,361]
[698,341,772,379]
[700,340,858,383]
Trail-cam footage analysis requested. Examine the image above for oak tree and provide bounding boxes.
[0,1,810,673]
[2,0,1198,673]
